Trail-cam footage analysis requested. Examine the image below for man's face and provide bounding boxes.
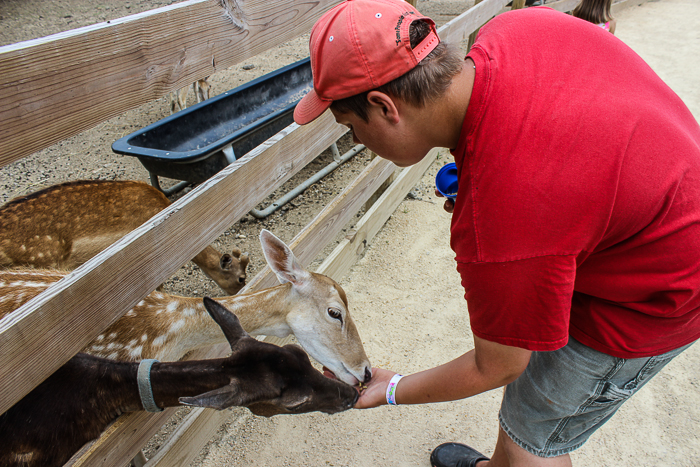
[330,107,429,168]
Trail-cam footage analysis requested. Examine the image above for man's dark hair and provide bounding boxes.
[330,20,464,122]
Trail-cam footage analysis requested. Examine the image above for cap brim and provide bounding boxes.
[294,89,333,125]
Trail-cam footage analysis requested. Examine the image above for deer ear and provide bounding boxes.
[178,384,245,410]
[259,229,309,285]
[179,381,280,410]
[202,297,248,346]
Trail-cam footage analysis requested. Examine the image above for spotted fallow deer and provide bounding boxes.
[169,77,210,114]
[0,180,249,295]
[0,230,372,386]
[0,297,359,467]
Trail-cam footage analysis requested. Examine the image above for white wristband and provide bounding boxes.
[386,374,404,405]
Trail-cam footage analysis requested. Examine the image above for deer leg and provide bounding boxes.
[195,77,210,103]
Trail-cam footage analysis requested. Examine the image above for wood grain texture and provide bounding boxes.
[319,149,439,283]
[0,0,343,166]
[247,156,398,291]
[439,0,510,45]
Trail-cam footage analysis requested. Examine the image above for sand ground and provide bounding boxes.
[191,1,700,466]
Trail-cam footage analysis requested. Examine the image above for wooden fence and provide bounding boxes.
[0,0,649,465]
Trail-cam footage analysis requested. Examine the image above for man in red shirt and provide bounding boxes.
[294,0,700,465]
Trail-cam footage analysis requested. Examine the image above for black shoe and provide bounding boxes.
[430,442,490,467]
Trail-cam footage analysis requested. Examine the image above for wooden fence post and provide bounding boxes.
[468,0,485,49]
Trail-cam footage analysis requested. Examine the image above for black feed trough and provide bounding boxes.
[112,58,312,186]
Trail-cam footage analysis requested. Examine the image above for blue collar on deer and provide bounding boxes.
[137,359,163,412]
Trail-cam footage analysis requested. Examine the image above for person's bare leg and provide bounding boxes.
[477,427,572,467]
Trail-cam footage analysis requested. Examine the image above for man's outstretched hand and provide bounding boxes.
[355,368,398,409]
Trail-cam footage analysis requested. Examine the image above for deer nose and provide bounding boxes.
[363,366,372,383]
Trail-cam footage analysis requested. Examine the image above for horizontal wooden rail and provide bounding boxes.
[0,0,343,166]
[543,0,581,12]
[439,0,510,45]
[0,113,347,417]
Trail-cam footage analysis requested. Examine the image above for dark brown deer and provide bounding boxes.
[0,180,249,295]
[0,298,359,467]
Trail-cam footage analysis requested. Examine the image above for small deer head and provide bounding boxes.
[180,297,359,416]
[259,229,372,386]
[215,247,250,294]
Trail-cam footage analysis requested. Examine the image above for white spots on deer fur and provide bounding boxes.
[152,334,167,347]
[129,346,143,359]
[166,302,178,314]
[96,334,105,342]
[10,281,48,289]
[20,245,26,252]
[37,253,44,259]
[125,309,136,317]
[137,300,146,307]
[109,332,117,339]
[141,334,148,342]
[107,352,119,360]
[169,319,186,334]
[107,343,118,350]
[128,339,137,347]
[182,307,196,317]
[46,235,53,241]
[91,345,105,352]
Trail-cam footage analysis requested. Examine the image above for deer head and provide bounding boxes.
[259,230,372,386]
[180,297,359,416]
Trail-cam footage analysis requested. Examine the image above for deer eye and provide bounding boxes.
[327,308,343,324]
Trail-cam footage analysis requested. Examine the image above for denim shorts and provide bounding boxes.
[499,337,694,458]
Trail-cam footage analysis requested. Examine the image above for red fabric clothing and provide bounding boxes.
[451,7,700,358]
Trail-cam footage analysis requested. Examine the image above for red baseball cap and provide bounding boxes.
[294,0,440,125]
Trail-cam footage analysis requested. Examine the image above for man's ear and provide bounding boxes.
[366,90,400,124]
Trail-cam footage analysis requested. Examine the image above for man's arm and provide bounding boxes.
[354,335,532,408]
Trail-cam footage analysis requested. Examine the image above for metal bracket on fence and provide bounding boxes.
[221,144,236,165]
[249,143,365,219]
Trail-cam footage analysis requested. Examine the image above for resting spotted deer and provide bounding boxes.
[0,230,371,386]
[0,297,358,467]
[0,179,248,295]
